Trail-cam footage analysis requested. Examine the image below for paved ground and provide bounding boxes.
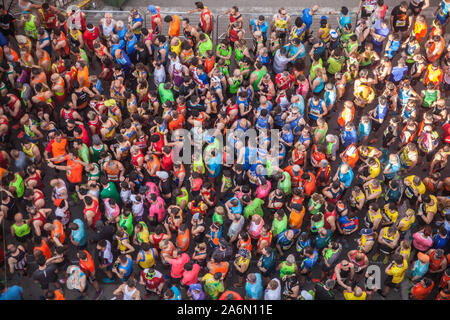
[1,0,448,301]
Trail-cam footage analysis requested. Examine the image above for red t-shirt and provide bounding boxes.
[76,124,91,147]
[168,253,190,278]
[83,27,99,51]
[442,123,450,144]
[141,269,165,290]
[181,263,201,286]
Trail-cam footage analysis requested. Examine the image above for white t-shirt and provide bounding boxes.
[264,278,281,300]
[272,50,291,74]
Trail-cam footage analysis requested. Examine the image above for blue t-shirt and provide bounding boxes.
[282,130,294,145]
[277,229,300,250]
[115,26,127,40]
[168,286,182,300]
[261,252,275,273]
[0,286,23,300]
[126,34,137,57]
[111,40,125,57]
[245,273,263,299]
[228,196,243,215]
[338,165,354,188]
[250,20,269,40]
[391,66,408,82]
[207,154,222,178]
[411,261,429,280]
[71,218,87,246]
[433,233,449,249]
[301,250,318,271]
[302,8,313,28]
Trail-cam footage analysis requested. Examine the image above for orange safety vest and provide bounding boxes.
[79,250,95,274]
[342,144,359,169]
[105,161,120,181]
[51,220,65,244]
[33,240,52,259]
[176,229,190,252]
[239,237,252,252]
[146,155,160,177]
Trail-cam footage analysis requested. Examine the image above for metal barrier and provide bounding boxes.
[216,12,359,42]
[82,9,358,50]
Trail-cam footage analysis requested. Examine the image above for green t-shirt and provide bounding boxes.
[212,212,224,225]
[119,213,133,237]
[216,45,232,65]
[272,215,288,237]
[198,35,213,57]
[327,56,344,74]
[101,182,120,203]
[279,172,292,195]
[80,48,89,66]
[10,174,25,198]
[202,273,224,299]
[78,144,90,163]
[244,198,264,219]
[252,67,267,91]
[158,82,174,104]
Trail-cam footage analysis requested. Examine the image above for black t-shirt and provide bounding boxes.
[179,82,195,98]
[234,171,247,186]
[391,6,411,30]
[314,283,335,300]
[32,264,58,285]
[160,179,172,195]
[0,13,15,32]
[91,224,116,242]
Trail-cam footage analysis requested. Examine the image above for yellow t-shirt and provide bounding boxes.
[387,260,408,284]
[344,291,367,300]
[369,159,381,178]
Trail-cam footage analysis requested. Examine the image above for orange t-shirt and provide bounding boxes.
[77,66,90,88]
[34,240,52,259]
[51,220,65,244]
[169,114,185,131]
[79,250,95,274]
[51,139,68,163]
[66,156,83,183]
[169,15,181,38]
[289,207,305,229]
[177,229,190,252]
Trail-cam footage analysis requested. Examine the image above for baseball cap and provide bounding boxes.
[148,5,158,14]
[192,213,201,220]
[156,171,169,180]
[330,29,338,39]
[321,15,327,21]
[293,165,300,175]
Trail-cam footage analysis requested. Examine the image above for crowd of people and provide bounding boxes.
[0,0,449,300]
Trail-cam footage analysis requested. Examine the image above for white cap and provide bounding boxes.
[156,171,169,180]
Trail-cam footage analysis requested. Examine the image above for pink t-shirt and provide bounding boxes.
[181,263,201,286]
[149,196,166,222]
[412,232,433,252]
[169,253,190,278]
[256,180,271,199]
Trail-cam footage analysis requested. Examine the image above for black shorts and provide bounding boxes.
[384,275,400,288]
